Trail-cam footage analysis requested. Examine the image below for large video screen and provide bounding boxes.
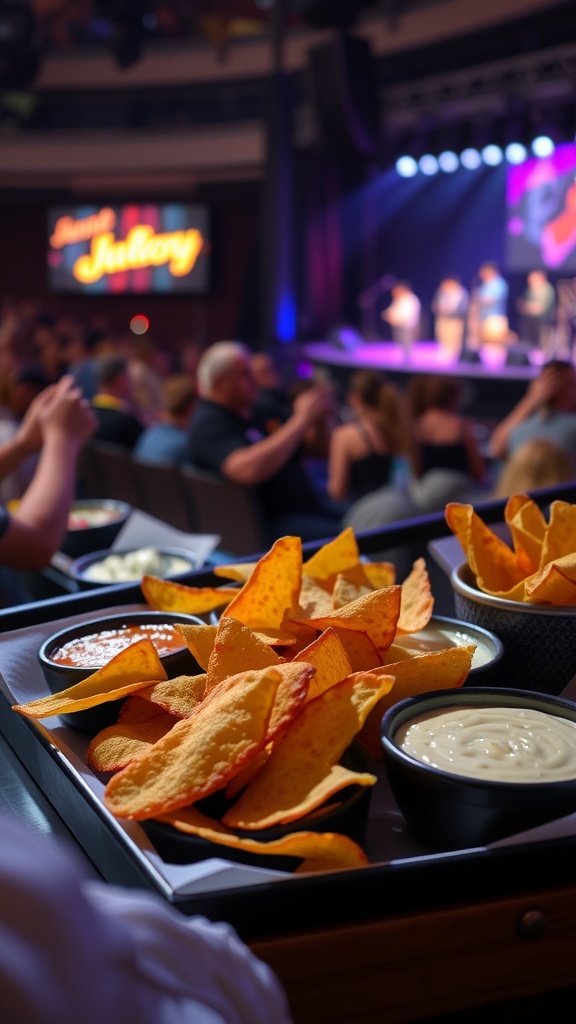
[47,203,210,294]
[506,142,576,273]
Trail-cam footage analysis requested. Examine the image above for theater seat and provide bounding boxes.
[131,457,198,532]
[84,441,143,508]
[179,464,267,557]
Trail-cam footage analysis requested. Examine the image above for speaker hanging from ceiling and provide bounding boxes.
[307,30,380,158]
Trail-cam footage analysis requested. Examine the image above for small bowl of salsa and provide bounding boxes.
[38,610,204,734]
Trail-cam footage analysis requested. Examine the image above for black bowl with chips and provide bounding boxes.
[38,610,204,735]
[142,742,374,872]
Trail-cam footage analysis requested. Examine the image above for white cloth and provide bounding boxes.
[0,814,293,1024]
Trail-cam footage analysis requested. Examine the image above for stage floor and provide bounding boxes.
[301,340,545,422]
[301,340,543,382]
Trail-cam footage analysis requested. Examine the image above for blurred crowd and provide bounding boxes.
[1,295,576,581]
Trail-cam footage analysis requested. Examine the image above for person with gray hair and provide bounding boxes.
[185,341,343,543]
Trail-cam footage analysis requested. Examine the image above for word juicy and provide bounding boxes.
[71,226,205,283]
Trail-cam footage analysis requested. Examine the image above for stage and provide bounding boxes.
[301,339,544,422]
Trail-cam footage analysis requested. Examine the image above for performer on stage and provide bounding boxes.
[516,269,556,351]
[431,276,469,361]
[468,261,509,348]
[380,281,421,357]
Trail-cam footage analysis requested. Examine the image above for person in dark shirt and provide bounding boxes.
[185,341,342,543]
[91,355,144,450]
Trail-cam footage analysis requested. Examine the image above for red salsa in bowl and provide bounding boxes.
[49,622,187,668]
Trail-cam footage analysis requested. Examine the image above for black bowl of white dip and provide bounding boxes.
[380,687,576,850]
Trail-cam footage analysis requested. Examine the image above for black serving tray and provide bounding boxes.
[1,490,576,943]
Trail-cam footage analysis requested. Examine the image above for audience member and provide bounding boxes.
[134,375,196,463]
[431,276,469,361]
[91,355,145,449]
[327,369,413,503]
[185,341,342,543]
[1,813,293,1024]
[516,269,556,350]
[126,333,171,426]
[407,374,486,482]
[0,367,49,504]
[251,351,294,431]
[492,437,575,499]
[489,359,576,461]
[380,281,421,355]
[0,375,97,570]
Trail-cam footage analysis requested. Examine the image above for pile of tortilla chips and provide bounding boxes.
[446,495,576,605]
[15,527,474,873]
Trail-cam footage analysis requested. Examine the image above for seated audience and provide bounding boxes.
[327,369,412,503]
[185,341,342,543]
[91,355,144,449]
[126,333,171,426]
[0,375,97,571]
[407,374,486,483]
[492,437,576,499]
[489,359,576,462]
[0,367,48,504]
[1,813,293,1024]
[134,375,196,463]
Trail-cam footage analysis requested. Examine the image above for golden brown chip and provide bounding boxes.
[396,558,434,635]
[293,628,352,702]
[329,627,382,672]
[141,575,239,614]
[205,616,280,693]
[222,535,302,630]
[291,586,401,652]
[88,712,178,773]
[137,674,207,717]
[524,554,576,605]
[302,527,360,587]
[14,640,167,720]
[446,502,525,595]
[175,623,217,670]
[213,563,256,583]
[505,494,547,575]
[296,575,334,618]
[358,645,474,759]
[157,805,368,870]
[331,574,371,609]
[222,671,392,830]
[540,501,576,566]
[103,667,282,819]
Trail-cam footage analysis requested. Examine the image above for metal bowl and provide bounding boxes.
[60,499,132,558]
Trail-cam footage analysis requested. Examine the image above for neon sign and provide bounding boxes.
[47,203,210,295]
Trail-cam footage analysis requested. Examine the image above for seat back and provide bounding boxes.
[179,464,267,557]
[131,457,198,532]
[85,441,143,508]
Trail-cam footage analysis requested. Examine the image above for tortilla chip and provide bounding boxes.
[205,616,280,692]
[302,527,360,586]
[103,667,282,819]
[212,563,256,583]
[141,575,239,614]
[14,640,167,720]
[157,805,368,870]
[223,671,393,830]
[505,494,547,575]
[223,535,302,630]
[396,558,434,634]
[331,574,372,609]
[87,711,178,773]
[446,502,525,595]
[540,501,576,565]
[137,674,207,717]
[293,628,352,701]
[296,575,334,618]
[291,586,401,652]
[524,554,576,605]
[174,623,217,671]
[358,645,475,759]
[330,627,383,672]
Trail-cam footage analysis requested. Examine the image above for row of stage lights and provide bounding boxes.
[395,133,566,178]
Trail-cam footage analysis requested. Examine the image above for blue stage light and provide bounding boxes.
[438,150,459,173]
[531,134,554,157]
[460,147,481,170]
[481,144,503,166]
[395,155,418,177]
[419,153,438,175]
[505,141,528,164]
